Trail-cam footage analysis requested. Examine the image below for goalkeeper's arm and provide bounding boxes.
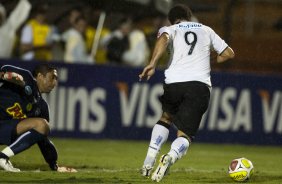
[37,138,77,172]
[37,137,58,171]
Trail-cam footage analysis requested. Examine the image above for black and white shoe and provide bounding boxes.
[141,164,153,177]
[151,154,172,182]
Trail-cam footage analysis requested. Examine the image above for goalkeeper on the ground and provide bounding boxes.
[0,64,76,172]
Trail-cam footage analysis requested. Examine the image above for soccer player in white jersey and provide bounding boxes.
[139,4,234,182]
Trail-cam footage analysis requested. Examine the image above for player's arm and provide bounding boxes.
[37,138,77,172]
[37,138,58,171]
[217,46,235,63]
[139,33,169,81]
[0,67,25,87]
[208,26,235,63]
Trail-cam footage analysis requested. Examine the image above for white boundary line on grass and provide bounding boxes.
[0,167,225,173]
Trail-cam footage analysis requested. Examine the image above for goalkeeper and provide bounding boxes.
[0,64,76,172]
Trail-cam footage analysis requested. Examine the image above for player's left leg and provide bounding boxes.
[167,131,191,164]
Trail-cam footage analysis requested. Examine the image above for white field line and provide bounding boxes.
[0,168,229,173]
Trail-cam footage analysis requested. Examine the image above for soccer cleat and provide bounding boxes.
[151,154,172,182]
[141,164,153,177]
[0,158,21,172]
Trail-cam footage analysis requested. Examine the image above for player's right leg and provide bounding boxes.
[142,83,181,178]
[0,118,50,172]
[141,114,171,177]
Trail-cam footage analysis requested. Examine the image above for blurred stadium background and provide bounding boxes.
[0,0,282,183]
[1,0,281,72]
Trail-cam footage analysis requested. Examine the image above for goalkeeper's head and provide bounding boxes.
[33,64,58,94]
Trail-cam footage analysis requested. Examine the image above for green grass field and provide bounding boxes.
[0,138,282,184]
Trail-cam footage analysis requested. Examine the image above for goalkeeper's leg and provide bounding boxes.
[0,118,49,172]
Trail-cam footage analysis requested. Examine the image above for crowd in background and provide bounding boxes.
[0,0,174,68]
[1,0,281,72]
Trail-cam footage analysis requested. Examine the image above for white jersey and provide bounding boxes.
[158,21,228,86]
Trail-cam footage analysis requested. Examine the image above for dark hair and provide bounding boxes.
[32,64,56,77]
[69,6,83,15]
[168,4,192,24]
[74,15,86,24]
[32,4,49,15]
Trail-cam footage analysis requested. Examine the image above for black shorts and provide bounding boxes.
[0,119,20,145]
[160,81,210,139]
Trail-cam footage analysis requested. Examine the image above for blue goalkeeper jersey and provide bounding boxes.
[0,65,49,121]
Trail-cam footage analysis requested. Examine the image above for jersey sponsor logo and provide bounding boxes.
[24,85,32,95]
[179,23,202,29]
[6,103,27,119]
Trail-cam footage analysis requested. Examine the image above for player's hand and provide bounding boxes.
[2,72,25,87]
[57,166,77,173]
[139,64,155,81]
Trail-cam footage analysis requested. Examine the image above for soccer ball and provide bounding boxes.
[228,157,254,182]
